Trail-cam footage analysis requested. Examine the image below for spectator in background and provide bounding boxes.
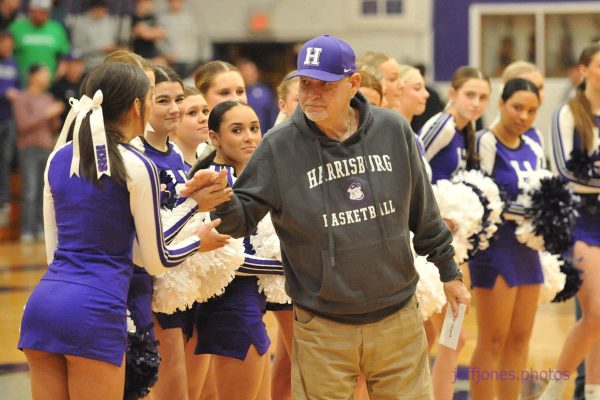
[0,0,20,31]
[158,0,199,78]
[13,64,63,242]
[70,0,119,73]
[49,48,85,126]
[9,0,69,84]
[236,58,277,133]
[0,30,19,227]
[131,0,164,62]
[411,63,445,132]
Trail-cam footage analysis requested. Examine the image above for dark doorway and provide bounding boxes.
[212,41,301,95]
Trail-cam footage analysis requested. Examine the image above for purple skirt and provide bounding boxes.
[469,222,543,289]
[195,276,270,360]
[573,211,600,247]
[19,279,127,366]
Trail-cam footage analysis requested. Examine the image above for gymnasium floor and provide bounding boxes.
[0,240,577,399]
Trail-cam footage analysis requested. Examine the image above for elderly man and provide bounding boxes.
[185,34,471,399]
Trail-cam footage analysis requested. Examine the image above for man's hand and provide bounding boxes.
[190,184,233,212]
[443,279,471,318]
[197,219,231,252]
[181,169,227,197]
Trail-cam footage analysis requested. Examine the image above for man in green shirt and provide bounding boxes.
[9,0,69,84]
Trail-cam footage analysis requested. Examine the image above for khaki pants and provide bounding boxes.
[291,296,432,400]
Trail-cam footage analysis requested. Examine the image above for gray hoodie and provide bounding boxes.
[212,93,459,323]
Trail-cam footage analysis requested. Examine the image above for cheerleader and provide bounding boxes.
[273,70,299,126]
[418,66,490,183]
[129,65,198,400]
[358,69,383,107]
[194,60,247,109]
[168,85,214,400]
[501,61,545,147]
[356,51,404,108]
[469,78,544,400]
[417,66,491,400]
[540,43,600,400]
[393,64,430,123]
[191,100,281,400]
[170,86,210,166]
[17,62,229,400]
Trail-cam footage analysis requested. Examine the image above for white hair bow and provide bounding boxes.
[54,90,110,179]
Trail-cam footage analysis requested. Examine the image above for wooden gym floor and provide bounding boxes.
[0,240,578,399]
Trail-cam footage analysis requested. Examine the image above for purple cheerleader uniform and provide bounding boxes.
[418,112,467,183]
[19,143,200,366]
[469,130,546,289]
[552,105,600,247]
[195,164,283,360]
[127,137,197,336]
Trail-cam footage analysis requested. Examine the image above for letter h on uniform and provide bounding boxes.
[304,47,323,66]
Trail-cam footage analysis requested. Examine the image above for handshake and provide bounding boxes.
[181,169,233,212]
[180,169,234,252]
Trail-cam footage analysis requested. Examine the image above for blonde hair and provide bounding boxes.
[357,51,393,70]
[194,61,240,96]
[398,64,421,83]
[358,70,382,103]
[104,50,153,71]
[276,70,299,101]
[501,61,539,83]
[183,85,201,98]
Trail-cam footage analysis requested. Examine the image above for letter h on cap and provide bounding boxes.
[303,47,323,66]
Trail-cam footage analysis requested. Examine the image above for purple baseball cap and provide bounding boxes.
[289,34,356,82]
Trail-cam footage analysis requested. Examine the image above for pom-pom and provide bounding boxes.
[250,213,289,303]
[192,235,245,303]
[451,169,505,254]
[414,255,446,320]
[552,255,583,303]
[152,212,244,312]
[515,170,579,254]
[159,170,178,210]
[566,148,600,180]
[251,214,282,260]
[127,310,136,333]
[538,252,566,305]
[257,275,291,304]
[432,179,484,263]
[124,331,160,400]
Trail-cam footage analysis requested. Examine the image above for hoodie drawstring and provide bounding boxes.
[315,139,337,267]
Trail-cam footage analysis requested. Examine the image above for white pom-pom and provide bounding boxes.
[452,170,504,251]
[251,214,282,260]
[152,212,204,313]
[193,237,245,303]
[250,213,289,302]
[538,251,566,305]
[257,275,291,304]
[152,212,245,312]
[432,179,484,263]
[414,255,446,320]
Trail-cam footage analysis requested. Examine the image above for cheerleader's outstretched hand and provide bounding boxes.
[197,218,231,252]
